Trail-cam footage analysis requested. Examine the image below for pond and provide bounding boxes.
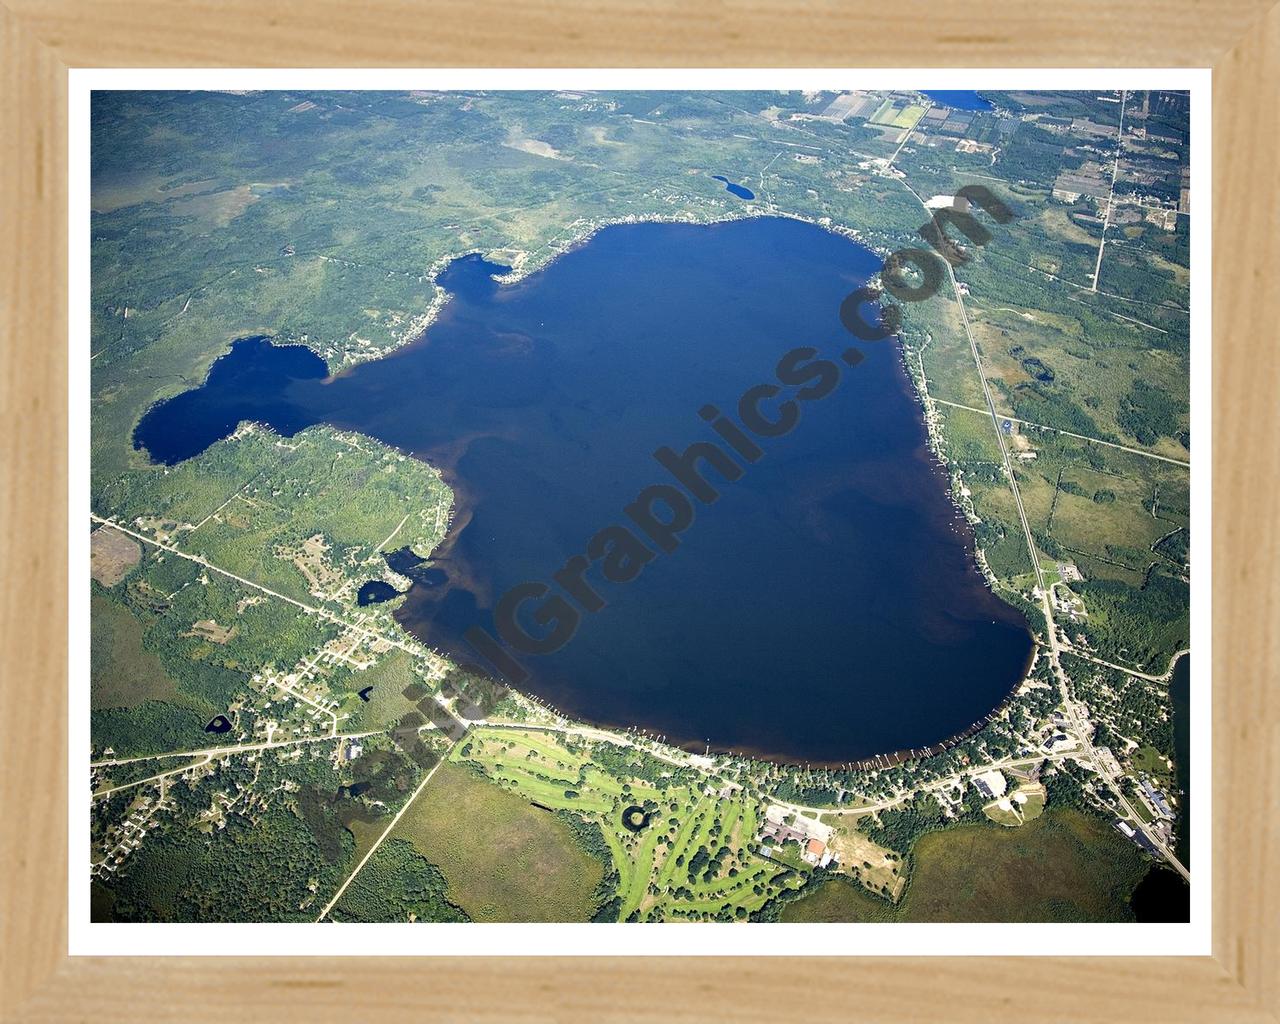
[711,174,755,200]
[923,91,993,111]
[357,580,401,606]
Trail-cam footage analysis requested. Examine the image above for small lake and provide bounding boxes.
[711,174,755,200]
[923,91,992,111]
[134,217,1033,763]
[357,580,401,606]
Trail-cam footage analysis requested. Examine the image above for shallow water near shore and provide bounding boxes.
[135,216,1033,763]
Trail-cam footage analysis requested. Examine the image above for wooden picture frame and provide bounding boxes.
[2,2,1276,1019]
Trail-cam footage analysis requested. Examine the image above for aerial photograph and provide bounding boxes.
[88,87,1192,926]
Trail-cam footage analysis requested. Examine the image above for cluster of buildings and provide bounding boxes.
[1115,819,1161,855]
[1038,709,1084,754]
[92,795,161,878]
[757,806,839,869]
[1115,774,1177,855]
[1138,776,1175,821]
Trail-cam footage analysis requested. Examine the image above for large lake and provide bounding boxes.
[135,217,1033,763]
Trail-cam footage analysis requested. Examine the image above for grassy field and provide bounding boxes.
[90,588,186,711]
[782,807,1147,922]
[98,425,451,614]
[779,874,898,922]
[389,760,604,922]
[982,783,1047,827]
[346,648,431,731]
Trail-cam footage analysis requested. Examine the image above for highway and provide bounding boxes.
[899,179,1190,883]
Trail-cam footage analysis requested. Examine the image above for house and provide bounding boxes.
[802,838,827,866]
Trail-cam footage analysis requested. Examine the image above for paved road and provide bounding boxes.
[90,729,382,768]
[1061,647,1191,684]
[314,747,454,922]
[91,514,438,662]
[93,754,213,798]
[1090,90,1128,292]
[900,180,1190,883]
[930,398,1190,468]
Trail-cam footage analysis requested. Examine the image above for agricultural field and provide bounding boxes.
[782,808,1148,923]
[868,98,928,131]
[384,760,604,922]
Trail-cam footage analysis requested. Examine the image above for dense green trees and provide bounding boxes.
[1077,572,1189,669]
[331,838,468,923]
[1117,380,1187,447]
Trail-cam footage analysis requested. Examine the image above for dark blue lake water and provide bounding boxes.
[711,174,755,200]
[924,91,992,111]
[134,217,1032,763]
[357,580,401,606]
[134,336,328,464]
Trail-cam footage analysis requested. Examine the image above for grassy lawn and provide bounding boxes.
[982,801,1024,827]
[982,783,1047,827]
[390,760,603,922]
[458,726,795,921]
[1130,745,1174,781]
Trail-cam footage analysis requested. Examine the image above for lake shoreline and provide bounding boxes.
[129,213,1036,769]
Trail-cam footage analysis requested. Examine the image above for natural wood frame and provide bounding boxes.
[2,3,1277,1020]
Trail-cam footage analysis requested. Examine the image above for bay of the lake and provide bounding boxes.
[135,216,1033,763]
